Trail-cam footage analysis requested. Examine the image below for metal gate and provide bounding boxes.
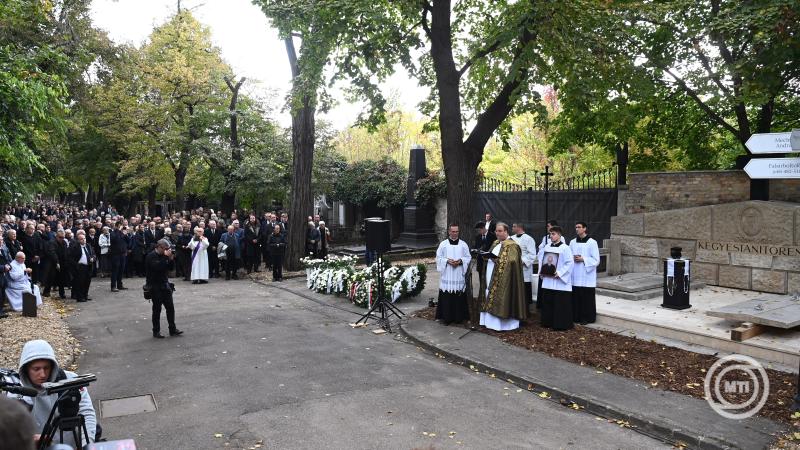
[473,167,618,243]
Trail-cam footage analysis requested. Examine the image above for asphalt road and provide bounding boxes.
[67,274,668,450]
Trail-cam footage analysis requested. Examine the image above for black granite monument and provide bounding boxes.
[396,145,438,248]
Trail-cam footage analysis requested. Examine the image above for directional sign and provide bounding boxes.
[745,130,800,155]
[743,157,800,179]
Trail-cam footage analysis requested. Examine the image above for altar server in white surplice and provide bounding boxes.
[510,223,536,308]
[538,226,573,331]
[435,224,472,325]
[569,221,600,324]
[535,220,564,309]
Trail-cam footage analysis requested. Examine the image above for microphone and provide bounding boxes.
[3,385,39,397]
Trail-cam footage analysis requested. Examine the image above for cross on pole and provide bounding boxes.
[540,165,553,234]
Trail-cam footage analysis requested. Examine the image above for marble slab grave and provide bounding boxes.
[597,273,663,293]
[706,294,800,329]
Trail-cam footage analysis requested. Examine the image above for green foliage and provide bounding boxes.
[332,158,406,208]
[0,0,76,202]
[415,170,447,207]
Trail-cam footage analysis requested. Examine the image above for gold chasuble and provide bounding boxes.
[480,239,528,321]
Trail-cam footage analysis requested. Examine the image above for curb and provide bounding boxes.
[398,321,749,450]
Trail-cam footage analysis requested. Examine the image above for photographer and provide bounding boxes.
[146,239,183,339]
[1,339,96,448]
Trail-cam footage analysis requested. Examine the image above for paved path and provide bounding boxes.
[68,275,668,449]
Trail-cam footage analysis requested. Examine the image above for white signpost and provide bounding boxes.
[742,130,800,180]
[744,158,800,179]
[744,130,800,155]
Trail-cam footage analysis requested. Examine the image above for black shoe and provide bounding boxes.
[200,280,208,284]
[232,275,239,280]
[86,297,93,301]
[254,269,261,273]
[118,286,128,290]
[192,280,198,284]
[153,333,165,339]
[225,275,230,280]
[77,299,88,303]
[169,329,183,337]
[0,312,8,319]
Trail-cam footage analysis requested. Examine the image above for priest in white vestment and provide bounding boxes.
[435,225,472,325]
[188,227,210,284]
[480,223,527,331]
[6,252,42,311]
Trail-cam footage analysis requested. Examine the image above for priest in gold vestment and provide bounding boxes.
[479,222,528,331]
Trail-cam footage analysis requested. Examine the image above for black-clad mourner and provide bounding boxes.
[145,239,183,339]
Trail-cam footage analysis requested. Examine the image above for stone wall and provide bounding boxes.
[610,200,800,294]
[620,171,800,215]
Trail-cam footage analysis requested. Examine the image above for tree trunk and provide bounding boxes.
[284,37,316,271]
[86,183,95,209]
[147,185,157,216]
[174,166,187,212]
[222,76,246,215]
[427,0,534,234]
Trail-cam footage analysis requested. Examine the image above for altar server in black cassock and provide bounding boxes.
[569,222,599,324]
[536,220,563,309]
[435,224,472,325]
[538,226,574,331]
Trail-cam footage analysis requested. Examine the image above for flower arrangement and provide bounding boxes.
[302,256,427,308]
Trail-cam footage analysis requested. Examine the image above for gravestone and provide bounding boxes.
[395,145,438,248]
[596,273,705,300]
[706,294,800,329]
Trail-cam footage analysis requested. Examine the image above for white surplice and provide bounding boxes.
[189,237,210,281]
[510,233,536,282]
[538,242,573,292]
[480,240,519,331]
[435,239,471,293]
[569,237,600,287]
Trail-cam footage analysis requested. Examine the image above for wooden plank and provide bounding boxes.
[731,323,767,342]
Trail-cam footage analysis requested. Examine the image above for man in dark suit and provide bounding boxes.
[109,222,128,292]
[0,234,12,318]
[69,234,95,302]
[204,219,222,278]
[42,230,69,299]
[483,213,497,235]
[473,221,495,275]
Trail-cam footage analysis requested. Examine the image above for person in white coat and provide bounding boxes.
[538,226,574,330]
[5,252,42,311]
[510,223,536,310]
[569,221,600,324]
[188,227,209,284]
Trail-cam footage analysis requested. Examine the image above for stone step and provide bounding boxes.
[594,309,800,368]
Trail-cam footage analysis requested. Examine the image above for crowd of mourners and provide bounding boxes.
[0,200,332,318]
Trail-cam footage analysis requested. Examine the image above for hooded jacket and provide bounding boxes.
[3,340,96,446]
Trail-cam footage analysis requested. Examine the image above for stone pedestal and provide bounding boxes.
[396,146,438,248]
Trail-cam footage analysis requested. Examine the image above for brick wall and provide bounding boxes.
[621,171,799,215]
